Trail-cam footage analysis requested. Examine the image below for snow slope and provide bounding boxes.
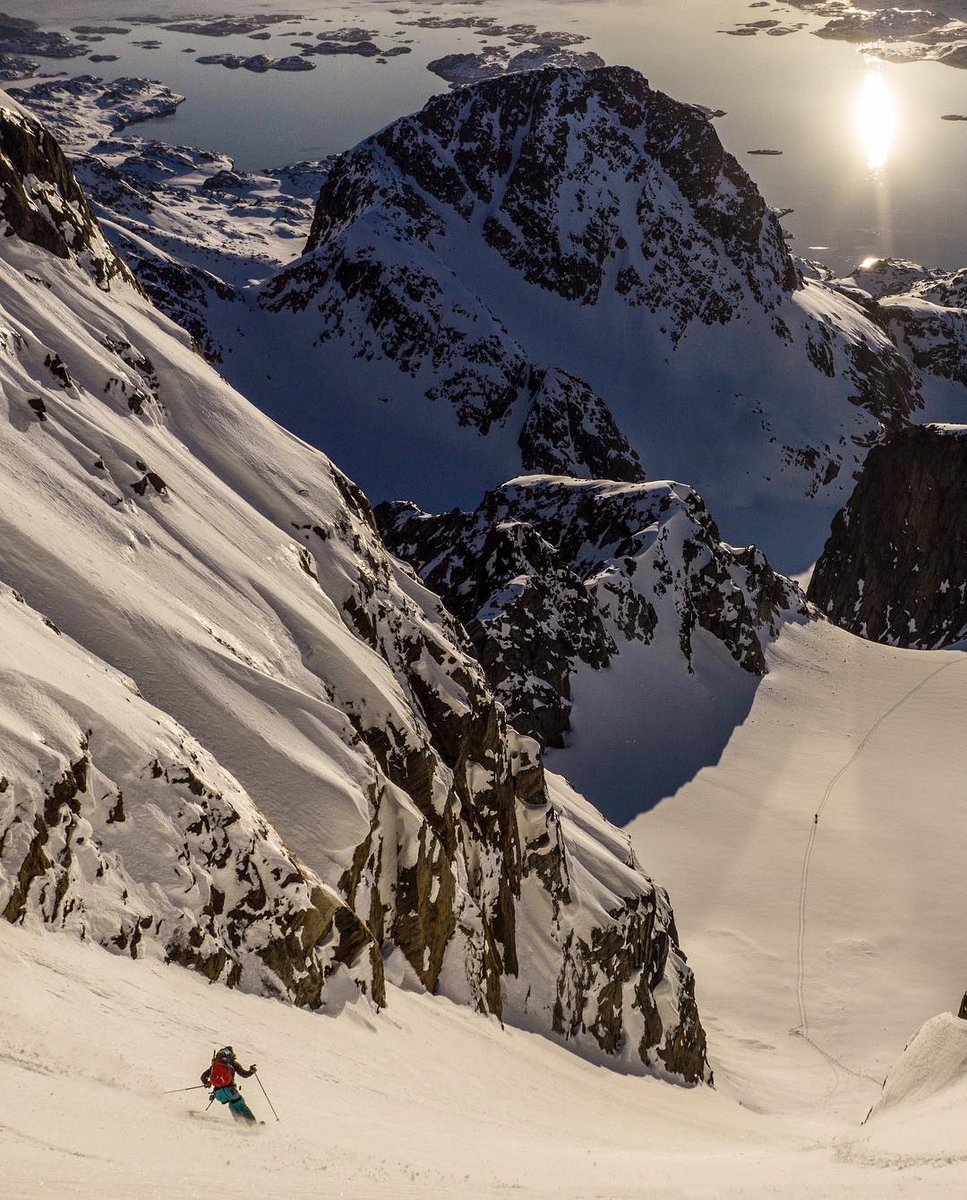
[4,498,967,1191]
[627,617,967,1135]
[2,910,966,1198]
[0,582,381,1005]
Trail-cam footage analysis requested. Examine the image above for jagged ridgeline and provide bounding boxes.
[378,478,808,748]
[0,95,708,1080]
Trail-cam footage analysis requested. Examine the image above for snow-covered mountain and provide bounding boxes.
[10,67,936,566]
[808,423,967,647]
[377,477,807,751]
[0,91,708,1080]
[838,257,967,392]
[253,65,918,537]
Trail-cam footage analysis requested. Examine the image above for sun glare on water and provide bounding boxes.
[856,69,897,172]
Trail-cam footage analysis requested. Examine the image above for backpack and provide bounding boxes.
[209,1056,235,1089]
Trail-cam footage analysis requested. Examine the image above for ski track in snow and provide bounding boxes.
[794,654,967,1088]
[628,618,967,1170]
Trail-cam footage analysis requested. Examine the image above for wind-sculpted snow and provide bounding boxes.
[378,476,808,746]
[0,92,707,1080]
[0,586,384,1008]
[258,66,918,520]
[809,424,967,647]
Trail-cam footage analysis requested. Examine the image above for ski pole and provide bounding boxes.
[254,1073,280,1122]
[164,1084,209,1094]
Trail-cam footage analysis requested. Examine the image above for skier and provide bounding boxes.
[201,1046,259,1124]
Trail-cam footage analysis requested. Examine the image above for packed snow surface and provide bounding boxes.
[4,620,967,1194]
[0,911,965,1199]
[627,619,967,1156]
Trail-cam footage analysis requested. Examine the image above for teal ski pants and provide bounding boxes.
[213,1085,256,1123]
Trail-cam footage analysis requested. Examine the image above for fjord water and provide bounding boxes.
[25,0,967,275]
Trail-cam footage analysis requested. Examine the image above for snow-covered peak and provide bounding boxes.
[297,65,798,312]
[252,66,919,537]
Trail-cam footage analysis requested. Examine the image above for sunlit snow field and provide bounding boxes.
[4,620,967,1197]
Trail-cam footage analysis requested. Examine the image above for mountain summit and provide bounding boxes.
[257,66,916,530]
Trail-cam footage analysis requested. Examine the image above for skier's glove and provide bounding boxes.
[250,1064,258,1072]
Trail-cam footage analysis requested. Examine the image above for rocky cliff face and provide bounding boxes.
[0,92,708,1081]
[378,477,807,747]
[0,100,132,288]
[808,424,967,646]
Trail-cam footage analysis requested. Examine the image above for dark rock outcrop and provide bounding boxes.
[108,223,239,362]
[293,65,798,311]
[809,425,967,646]
[0,101,132,288]
[379,477,806,746]
[0,12,89,60]
[519,368,644,481]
